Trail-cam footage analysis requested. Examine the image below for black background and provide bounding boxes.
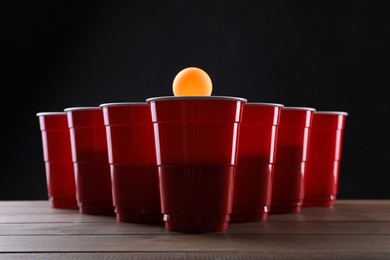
[2,0,389,200]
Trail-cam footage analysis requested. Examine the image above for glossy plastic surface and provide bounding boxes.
[148,97,246,232]
[303,112,347,207]
[270,108,314,214]
[66,108,114,215]
[101,103,162,223]
[160,165,234,232]
[37,112,77,209]
[231,103,283,222]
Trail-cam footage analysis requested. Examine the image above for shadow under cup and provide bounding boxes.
[231,103,283,222]
[65,107,114,215]
[147,96,246,233]
[303,111,348,208]
[36,112,77,209]
[100,102,162,223]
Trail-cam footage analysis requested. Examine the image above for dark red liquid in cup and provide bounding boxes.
[37,112,77,209]
[159,165,234,232]
[66,107,114,215]
[270,107,315,214]
[303,112,348,207]
[231,103,283,222]
[101,103,162,223]
[147,96,246,233]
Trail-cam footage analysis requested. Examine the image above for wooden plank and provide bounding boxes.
[229,222,390,235]
[1,234,389,252]
[0,213,117,224]
[0,200,389,258]
[0,252,389,260]
[0,200,114,223]
[335,200,390,208]
[267,211,390,222]
[2,200,389,214]
[0,212,390,225]
[2,200,390,223]
[0,201,56,213]
[2,210,390,224]
[0,223,166,235]
[1,222,390,235]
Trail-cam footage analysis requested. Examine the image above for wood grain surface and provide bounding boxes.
[0,200,389,259]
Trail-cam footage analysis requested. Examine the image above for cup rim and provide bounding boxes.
[246,102,284,107]
[36,112,66,117]
[99,102,147,107]
[64,107,101,112]
[146,96,247,103]
[315,111,349,116]
[282,106,316,111]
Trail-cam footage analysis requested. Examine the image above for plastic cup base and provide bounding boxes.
[269,205,302,214]
[78,202,115,216]
[50,197,78,209]
[303,198,336,208]
[230,208,268,222]
[116,208,163,223]
[79,207,115,216]
[163,214,230,233]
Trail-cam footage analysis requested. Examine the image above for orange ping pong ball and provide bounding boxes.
[172,67,213,96]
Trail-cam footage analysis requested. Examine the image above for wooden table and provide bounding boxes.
[0,200,389,259]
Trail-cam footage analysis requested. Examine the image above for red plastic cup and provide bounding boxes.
[147,96,246,233]
[270,107,315,214]
[65,107,114,215]
[231,102,283,222]
[100,102,162,223]
[36,112,78,209]
[303,111,348,208]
